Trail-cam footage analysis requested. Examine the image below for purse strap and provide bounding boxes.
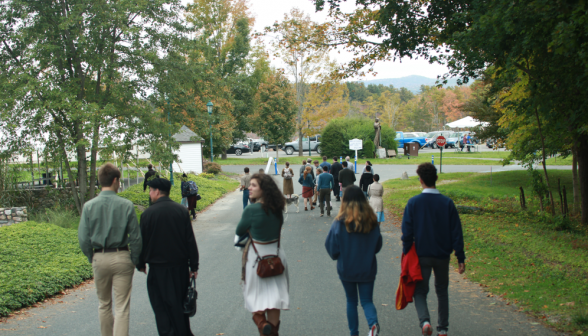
[249,222,282,266]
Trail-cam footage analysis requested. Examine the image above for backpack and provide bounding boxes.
[283,169,292,180]
[187,181,198,196]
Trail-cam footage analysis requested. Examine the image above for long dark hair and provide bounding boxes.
[250,173,285,224]
[336,185,377,233]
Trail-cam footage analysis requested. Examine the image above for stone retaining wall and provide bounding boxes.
[0,207,28,227]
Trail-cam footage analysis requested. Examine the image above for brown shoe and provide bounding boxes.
[305,207,308,211]
[252,313,272,335]
[269,321,280,336]
[310,206,315,210]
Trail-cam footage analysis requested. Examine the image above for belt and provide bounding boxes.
[94,246,129,253]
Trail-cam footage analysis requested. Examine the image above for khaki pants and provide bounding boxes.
[313,187,318,203]
[92,250,135,336]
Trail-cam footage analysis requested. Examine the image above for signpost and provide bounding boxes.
[349,139,363,174]
[436,135,446,173]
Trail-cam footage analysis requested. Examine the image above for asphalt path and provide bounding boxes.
[1,169,563,335]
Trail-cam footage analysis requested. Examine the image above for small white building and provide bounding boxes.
[172,126,204,175]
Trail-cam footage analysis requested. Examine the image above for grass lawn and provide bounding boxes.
[382,170,588,333]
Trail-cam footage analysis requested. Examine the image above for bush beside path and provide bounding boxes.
[383,170,588,334]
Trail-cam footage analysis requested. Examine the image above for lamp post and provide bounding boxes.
[207,101,213,162]
[167,99,174,185]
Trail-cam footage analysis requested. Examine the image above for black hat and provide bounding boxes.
[147,178,172,193]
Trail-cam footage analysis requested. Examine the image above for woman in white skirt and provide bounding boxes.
[368,174,385,222]
[236,173,289,336]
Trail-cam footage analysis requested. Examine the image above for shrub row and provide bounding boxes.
[0,222,93,316]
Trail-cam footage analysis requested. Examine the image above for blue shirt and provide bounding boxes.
[401,189,465,262]
[316,173,334,190]
[320,161,331,173]
[325,219,383,282]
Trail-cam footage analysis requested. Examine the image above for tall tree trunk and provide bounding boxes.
[298,129,303,157]
[221,150,227,160]
[89,124,100,199]
[572,142,580,215]
[534,108,555,215]
[576,133,588,225]
[55,131,82,214]
[75,122,87,207]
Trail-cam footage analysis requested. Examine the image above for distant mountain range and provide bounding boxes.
[356,75,465,93]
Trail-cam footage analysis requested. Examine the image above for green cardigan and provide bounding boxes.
[236,203,281,242]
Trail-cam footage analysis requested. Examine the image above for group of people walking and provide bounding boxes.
[78,160,465,336]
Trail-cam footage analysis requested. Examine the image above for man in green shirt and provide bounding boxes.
[78,163,142,336]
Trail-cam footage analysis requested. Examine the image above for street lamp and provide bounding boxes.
[207,101,213,162]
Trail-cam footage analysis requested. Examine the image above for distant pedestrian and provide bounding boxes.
[299,159,307,176]
[338,161,356,196]
[241,167,253,209]
[312,160,321,205]
[281,162,294,198]
[235,173,288,336]
[345,156,352,169]
[259,168,265,174]
[78,163,142,336]
[316,167,333,217]
[144,164,159,206]
[331,157,343,202]
[368,174,384,223]
[325,185,382,336]
[359,166,374,198]
[320,156,331,174]
[298,166,315,211]
[401,163,466,336]
[362,161,375,175]
[181,173,198,220]
[138,178,199,336]
[306,158,315,179]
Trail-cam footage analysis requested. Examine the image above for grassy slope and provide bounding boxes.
[382,171,588,333]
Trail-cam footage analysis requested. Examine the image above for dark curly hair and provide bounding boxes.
[416,163,438,187]
[250,173,285,224]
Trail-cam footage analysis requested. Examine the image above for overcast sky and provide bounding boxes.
[248,0,451,81]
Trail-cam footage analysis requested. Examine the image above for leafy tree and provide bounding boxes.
[0,0,187,213]
[320,117,396,158]
[253,69,297,161]
[346,82,370,102]
[302,81,350,136]
[265,8,331,156]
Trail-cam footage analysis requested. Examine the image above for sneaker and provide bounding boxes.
[368,323,379,336]
[422,322,433,336]
[320,213,324,217]
[437,330,448,336]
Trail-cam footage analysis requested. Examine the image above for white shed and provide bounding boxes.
[172,126,204,174]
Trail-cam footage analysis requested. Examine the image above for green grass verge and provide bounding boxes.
[0,222,93,316]
[118,172,239,211]
[383,171,588,333]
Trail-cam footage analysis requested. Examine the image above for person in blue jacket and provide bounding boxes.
[298,166,315,211]
[325,185,383,336]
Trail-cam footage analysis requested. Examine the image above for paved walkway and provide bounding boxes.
[0,178,561,335]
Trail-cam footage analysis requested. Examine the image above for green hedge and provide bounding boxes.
[0,222,93,316]
[320,117,397,158]
[118,172,239,211]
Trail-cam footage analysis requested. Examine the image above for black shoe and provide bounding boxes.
[336,197,341,202]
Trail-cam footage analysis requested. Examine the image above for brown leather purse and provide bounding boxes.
[250,234,285,278]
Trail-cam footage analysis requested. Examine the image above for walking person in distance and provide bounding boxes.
[338,161,356,195]
[138,178,199,336]
[281,162,294,199]
[330,157,343,201]
[241,167,253,209]
[316,167,334,217]
[299,166,315,211]
[78,163,142,336]
[235,174,289,336]
[361,161,375,175]
[368,174,385,223]
[144,164,159,206]
[402,163,465,336]
[359,166,374,199]
[181,173,198,220]
[325,185,382,336]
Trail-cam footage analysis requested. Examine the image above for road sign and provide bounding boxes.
[349,139,363,150]
[436,135,447,147]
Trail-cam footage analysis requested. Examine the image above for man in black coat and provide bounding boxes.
[359,165,375,197]
[138,178,199,336]
[330,156,344,201]
[143,164,159,206]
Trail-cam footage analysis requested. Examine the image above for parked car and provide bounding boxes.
[227,143,250,156]
[486,138,505,148]
[282,135,322,155]
[395,131,427,148]
[250,140,269,152]
[424,131,452,149]
[446,132,463,148]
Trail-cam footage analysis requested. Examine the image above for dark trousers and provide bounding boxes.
[243,189,250,209]
[333,178,340,198]
[413,257,450,332]
[147,264,194,336]
[319,189,331,215]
